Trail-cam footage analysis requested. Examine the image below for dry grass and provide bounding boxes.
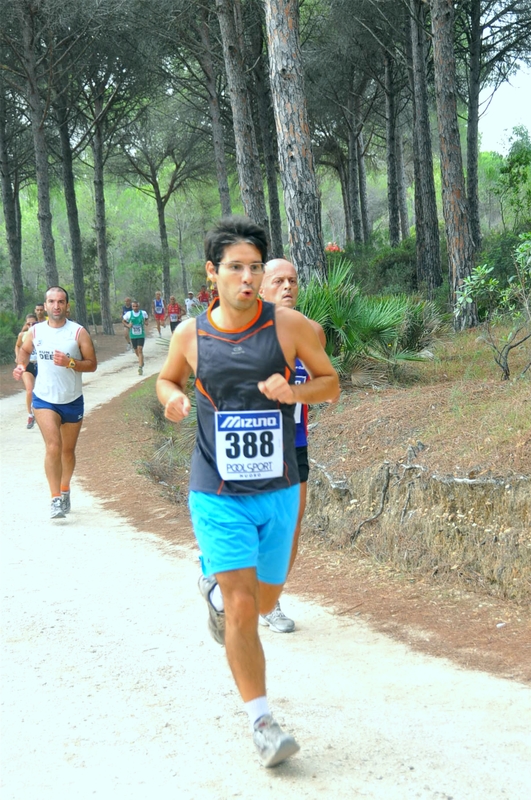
[306,326,531,605]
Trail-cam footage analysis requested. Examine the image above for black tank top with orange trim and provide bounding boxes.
[190,299,299,495]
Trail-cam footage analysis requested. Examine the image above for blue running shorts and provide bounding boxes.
[189,485,300,585]
[32,393,84,424]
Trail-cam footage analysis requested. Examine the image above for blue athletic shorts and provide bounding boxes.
[189,485,300,585]
[32,394,84,424]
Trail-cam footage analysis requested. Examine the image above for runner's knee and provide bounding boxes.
[224,587,259,628]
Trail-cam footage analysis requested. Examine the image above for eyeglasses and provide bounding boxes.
[217,262,265,274]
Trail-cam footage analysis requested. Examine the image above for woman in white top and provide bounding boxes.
[14,314,38,429]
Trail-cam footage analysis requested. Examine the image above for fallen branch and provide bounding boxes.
[400,482,413,524]
[350,462,391,544]
[309,458,349,492]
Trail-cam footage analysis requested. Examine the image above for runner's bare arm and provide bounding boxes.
[259,309,338,405]
[12,330,35,379]
[14,330,24,361]
[52,328,97,372]
[156,318,196,422]
[309,318,326,348]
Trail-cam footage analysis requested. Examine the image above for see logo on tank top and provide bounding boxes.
[215,410,283,480]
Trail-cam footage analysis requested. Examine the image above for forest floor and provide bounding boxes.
[2,326,530,684]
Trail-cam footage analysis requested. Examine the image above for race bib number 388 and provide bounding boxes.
[215,410,283,481]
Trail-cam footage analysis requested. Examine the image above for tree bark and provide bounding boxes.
[20,3,58,286]
[153,182,171,303]
[348,83,363,244]
[198,11,232,217]
[264,0,326,280]
[338,152,353,243]
[466,0,482,254]
[0,83,24,316]
[430,0,477,329]
[249,25,284,257]
[384,54,401,248]
[355,94,371,243]
[409,0,442,298]
[56,107,88,328]
[215,0,269,234]
[396,129,410,241]
[91,114,114,335]
[178,223,188,296]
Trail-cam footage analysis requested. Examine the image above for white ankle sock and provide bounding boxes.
[245,696,270,728]
[209,583,224,612]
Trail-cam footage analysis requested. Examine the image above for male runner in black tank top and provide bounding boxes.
[157,217,338,767]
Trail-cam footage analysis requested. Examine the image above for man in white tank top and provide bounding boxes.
[13,286,97,519]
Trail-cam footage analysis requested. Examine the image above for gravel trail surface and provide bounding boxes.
[1,336,530,800]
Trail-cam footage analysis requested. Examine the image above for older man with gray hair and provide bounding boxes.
[260,258,335,633]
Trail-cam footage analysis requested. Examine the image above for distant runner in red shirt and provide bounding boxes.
[197,284,211,308]
[166,296,183,333]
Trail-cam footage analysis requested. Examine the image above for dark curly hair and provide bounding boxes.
[204,216,268,270]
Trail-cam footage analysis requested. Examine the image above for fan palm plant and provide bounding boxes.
[298,260,445,382]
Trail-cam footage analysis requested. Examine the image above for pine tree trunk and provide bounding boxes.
[348,85,363,244]
[338,155,353,243]
[0,84,24,315]
[198,12,232,217]
[384,54,400,247]
[155,186,171,303]
[91,118,114,335]
[264,0,326,280]
[355,94,371,243]
[215,0,269,234]
[21,5,58,286]
[409,0,442,298]
[251,36,284,257]
[178,223,188,295]
[430,0,477,329]
[466,0,482,254]
[57,111,88,328]
[396,130,410,241]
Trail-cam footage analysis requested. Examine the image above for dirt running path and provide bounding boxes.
[1,338,531,800]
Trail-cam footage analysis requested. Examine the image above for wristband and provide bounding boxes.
[68,358,76,369]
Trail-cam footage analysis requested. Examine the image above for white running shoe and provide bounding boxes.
[50,497,65,519]
[198,574,225,645]
[61,490,71,514]
[259,602,295,633]
[253,714,300,767]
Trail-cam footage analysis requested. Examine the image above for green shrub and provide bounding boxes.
[477,230,523,286]
[298,260,445,381]
[342,237,418,295]
[0,311,22,365]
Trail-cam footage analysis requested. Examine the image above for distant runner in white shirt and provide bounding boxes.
[152,291,165,337]
[185,291,201,315]
[13,286,97,519]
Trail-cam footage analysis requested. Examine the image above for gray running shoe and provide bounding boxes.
[138,366,143,375]
[27,414,35,429]
[50,497,65,519]
[253,714,300,767]
[61,490,71,514]
[259,602,295,633]
[198,574,225,645]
